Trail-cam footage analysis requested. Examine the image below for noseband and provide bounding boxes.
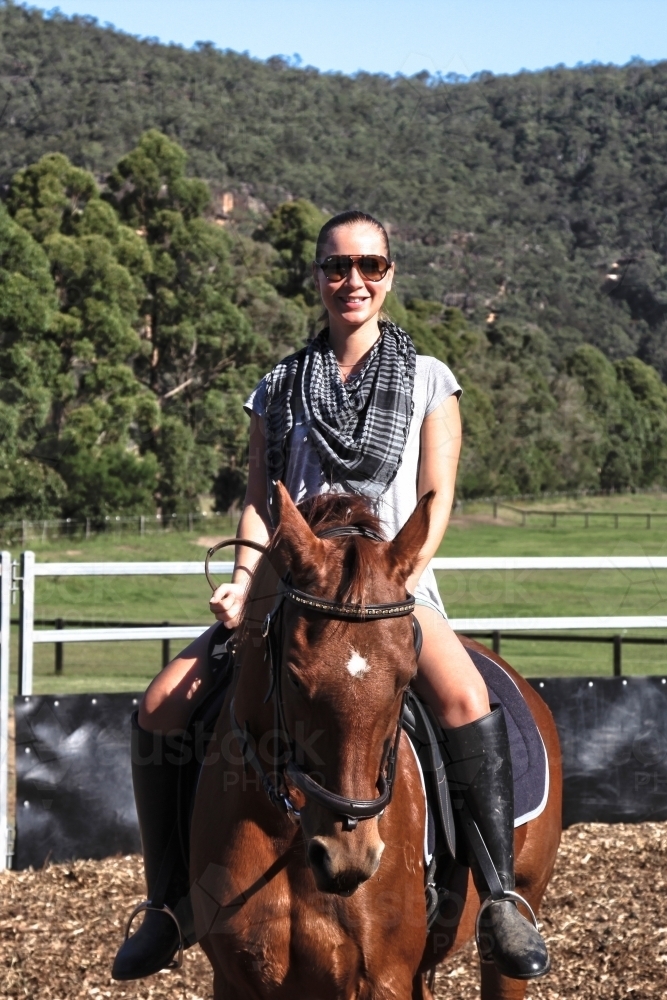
[206,527,420,830]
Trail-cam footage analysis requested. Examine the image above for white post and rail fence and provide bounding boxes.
[2,552,667,869]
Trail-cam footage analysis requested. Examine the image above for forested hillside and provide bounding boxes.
[3,2,667,378]
[2,132,666,517]
[1,2,667,517]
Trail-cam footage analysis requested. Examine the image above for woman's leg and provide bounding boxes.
[139,624,223,733]
[113,623,229,981]
[412,604,489,726]
[412,604,549,979]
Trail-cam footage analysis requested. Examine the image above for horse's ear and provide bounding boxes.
[386,491,434,583]
[274,482,328,587]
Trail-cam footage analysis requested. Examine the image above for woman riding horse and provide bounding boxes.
[112,210,550,982]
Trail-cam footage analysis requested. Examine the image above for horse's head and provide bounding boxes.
[271,483,432,896]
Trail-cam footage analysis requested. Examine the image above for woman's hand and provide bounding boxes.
[209,581,248,629]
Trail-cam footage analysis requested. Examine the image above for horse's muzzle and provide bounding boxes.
[306,835,384,895]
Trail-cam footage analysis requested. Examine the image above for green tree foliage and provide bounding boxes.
[398,304,667,497]
[566,346,667,492]
[2,120,667,515]
[5,5,667,381]
[106,130,311,512]
[7,151,158,517]
[1,132,313,518]
[107,130,262,512]
[0,202,66,516]
[259,199,327,303]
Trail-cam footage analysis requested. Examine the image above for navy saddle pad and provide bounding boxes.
[409,644,549,861]
[465,646,549,826]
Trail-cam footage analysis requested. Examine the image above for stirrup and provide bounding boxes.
[123,900,184,970]
[474,889,539,958]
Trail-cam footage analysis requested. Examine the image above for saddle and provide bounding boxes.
[403,644,549,928]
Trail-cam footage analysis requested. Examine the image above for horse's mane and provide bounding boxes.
[271,493,385,606]
[294,492,383,539]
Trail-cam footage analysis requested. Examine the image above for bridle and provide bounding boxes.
[205,526,421,831]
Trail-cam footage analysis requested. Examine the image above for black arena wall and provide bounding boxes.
[534,676,667,827]
[14,693,142,870]
[14,677,667,869]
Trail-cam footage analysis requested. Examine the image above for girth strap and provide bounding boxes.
[403,692,457,860]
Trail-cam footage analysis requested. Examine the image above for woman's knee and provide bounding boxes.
[139,629,216,731]
[138,656,202,731]
[138,675,169,731]
[443,685,490,726]
[416,627,490,725]
[138,672,184,732]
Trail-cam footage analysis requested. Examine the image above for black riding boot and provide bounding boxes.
[112,715,196,981]
[443,706,550,980]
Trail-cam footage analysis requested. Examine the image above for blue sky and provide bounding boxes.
[45,0,667,78]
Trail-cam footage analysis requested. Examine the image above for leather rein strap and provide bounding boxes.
[206,528,417,829]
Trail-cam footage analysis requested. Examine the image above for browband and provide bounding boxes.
[285,587,415,620]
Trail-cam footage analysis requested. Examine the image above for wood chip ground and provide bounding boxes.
[1,822,665,999]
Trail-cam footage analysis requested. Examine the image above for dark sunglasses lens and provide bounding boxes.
[359,256,388,280]
[319,255,389,280]
[320,256,349,280]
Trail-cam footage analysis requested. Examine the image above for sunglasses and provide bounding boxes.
[315,254,392,282]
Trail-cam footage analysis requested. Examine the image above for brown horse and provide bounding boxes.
[190,484,562,1000]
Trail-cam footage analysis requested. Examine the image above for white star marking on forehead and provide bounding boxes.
[346,650,370,678]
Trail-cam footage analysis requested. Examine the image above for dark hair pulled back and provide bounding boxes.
[316,210,391,261]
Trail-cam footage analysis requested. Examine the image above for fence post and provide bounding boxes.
[162,622,170,669]
[85,517,91,540]
[552,512,557,528]
[492,630,501,655]
[585,513,589,528]
[18,551,35,697]
[55,618,63,675]
[140,515,145,537]
[613,635,622,676]
[614,514,619,529]
[493,502,498,519]
[647,514,651,529]
[0,552,12,869]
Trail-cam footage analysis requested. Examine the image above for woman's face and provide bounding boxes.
[313,223,394,331]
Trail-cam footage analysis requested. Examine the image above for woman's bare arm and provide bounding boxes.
[210,413,271,626]
[404,393,462,595]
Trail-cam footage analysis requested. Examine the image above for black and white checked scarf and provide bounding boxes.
[264,319,416,518]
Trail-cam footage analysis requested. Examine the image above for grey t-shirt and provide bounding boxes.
[244,355,462,615]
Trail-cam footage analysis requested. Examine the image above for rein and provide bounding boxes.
[205,528,418,830]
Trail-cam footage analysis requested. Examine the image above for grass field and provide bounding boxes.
[8,495,667,694]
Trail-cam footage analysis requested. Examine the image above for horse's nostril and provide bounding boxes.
[307,839,330,874]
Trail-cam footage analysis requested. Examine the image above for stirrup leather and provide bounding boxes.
[474,890,540,961]
[122,900,184,970]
